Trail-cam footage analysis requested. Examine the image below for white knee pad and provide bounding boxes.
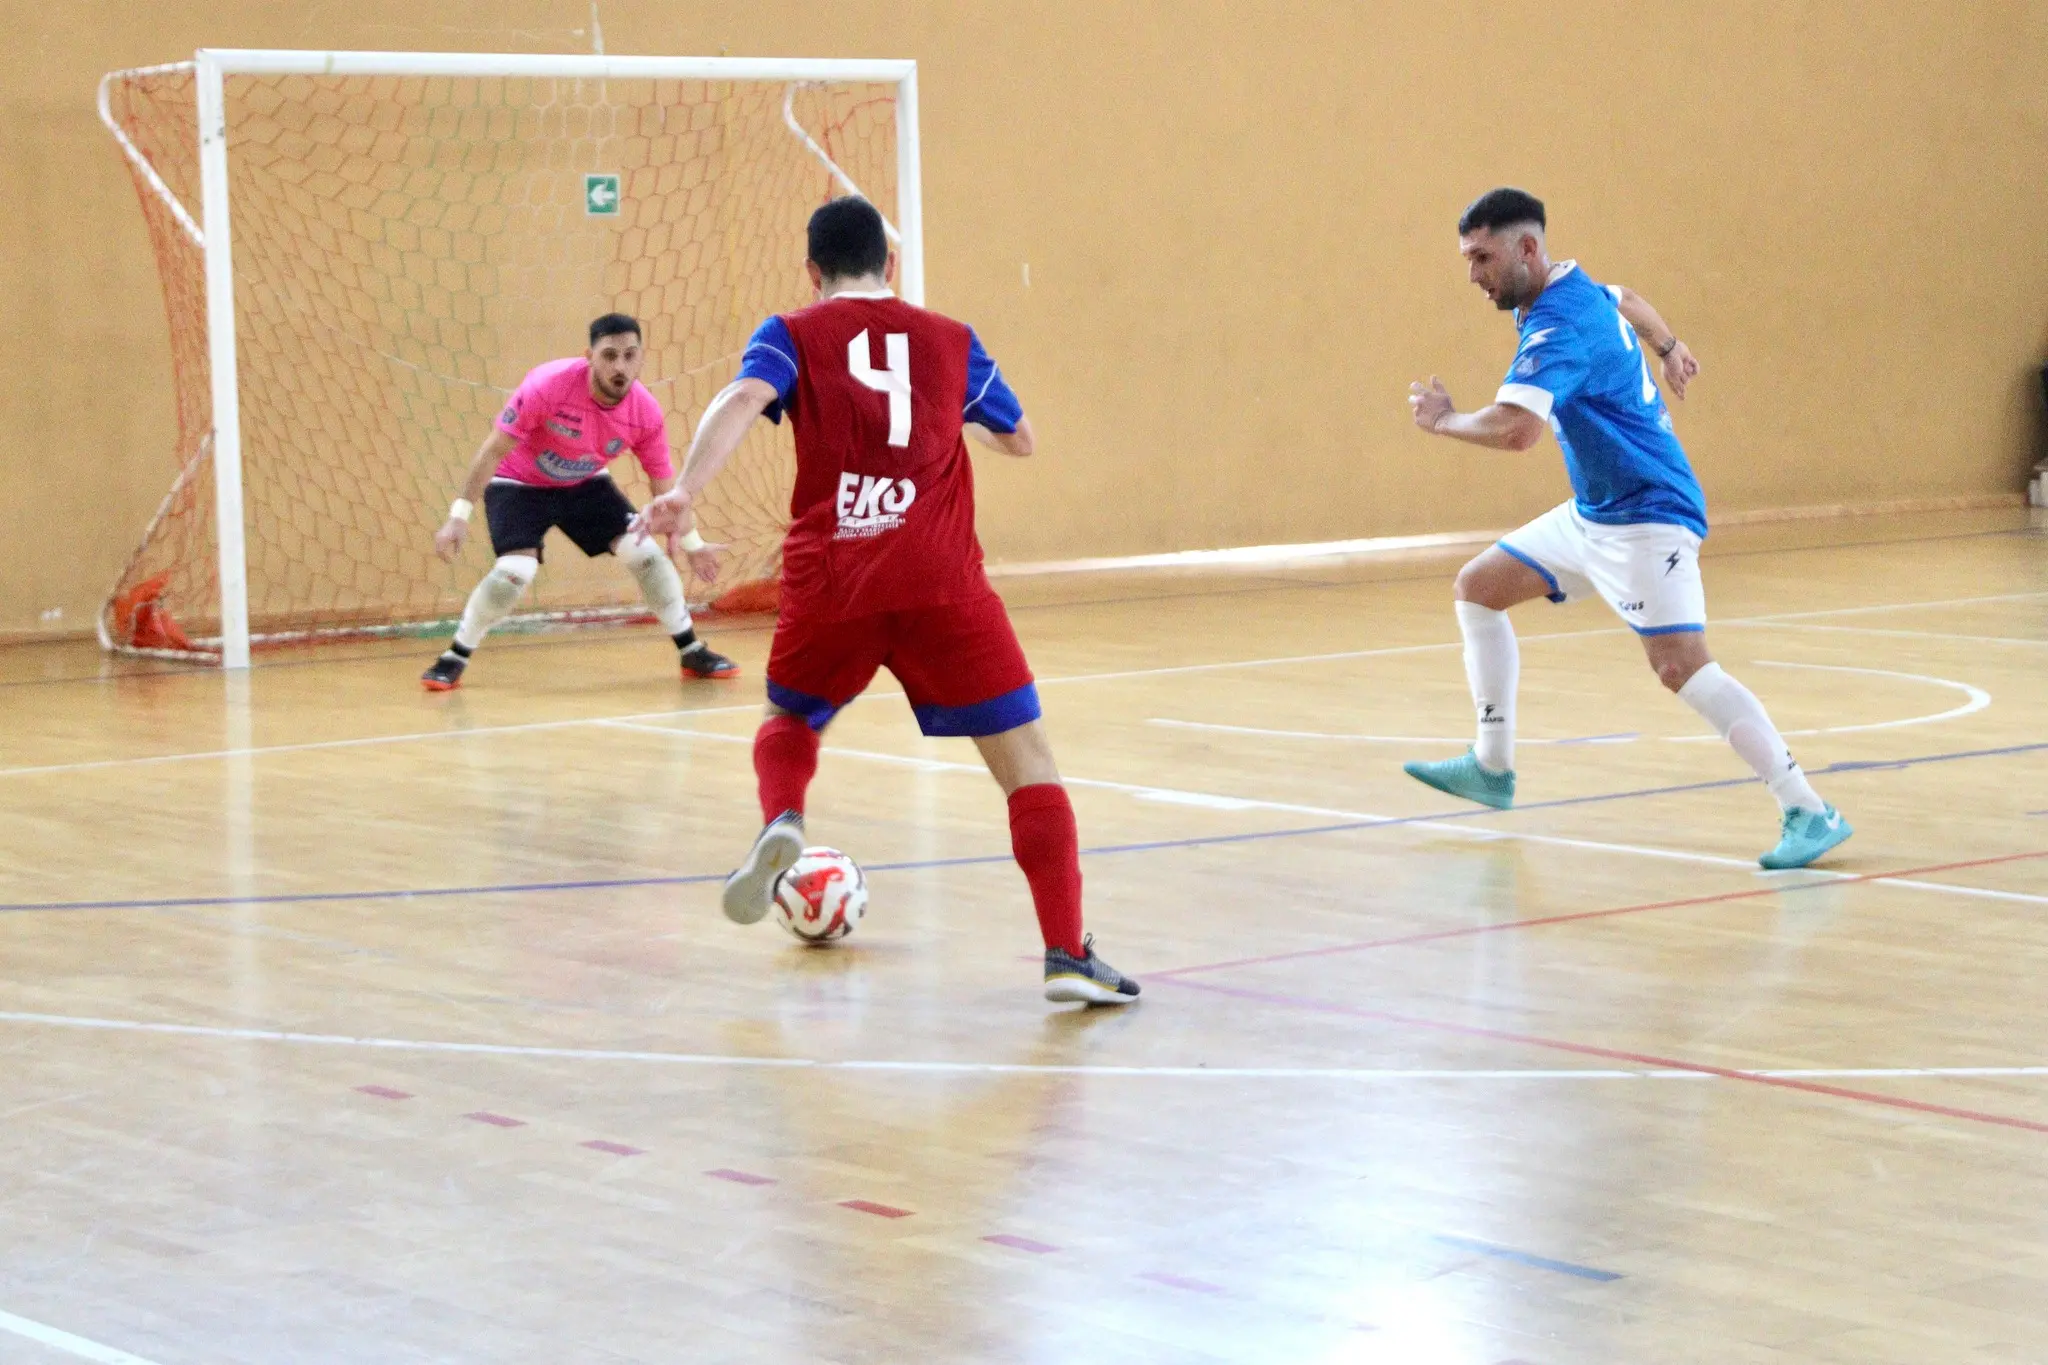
[615,534,665,573]
[483,554,538,606]
[455,554,538,650]
[617,536,691,634]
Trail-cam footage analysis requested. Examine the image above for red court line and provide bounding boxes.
[1165,977,2048,1136]
[581,1140,644,1157]
[1154,848,2048,980]
[840,1199,914,1219]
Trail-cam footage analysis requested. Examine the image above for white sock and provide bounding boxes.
[1676,662,1826,812]
[619,537,693,635]
[1455,600,1518,773]
[454,554,537,650]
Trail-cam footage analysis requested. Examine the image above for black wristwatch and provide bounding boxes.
[1655,336,1680,359]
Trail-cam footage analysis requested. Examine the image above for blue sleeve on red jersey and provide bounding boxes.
[737,315,799,424]
[963,329,1023,434]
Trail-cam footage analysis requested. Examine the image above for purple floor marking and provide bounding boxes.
[9,738,2043,916]
[1432,1233,1622,1282]
[1139,1271,1225,1294]
[581,1140,644,1156]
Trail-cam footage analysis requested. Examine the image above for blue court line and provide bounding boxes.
[1432,1233,1622,1282]
[3,737,2042,916]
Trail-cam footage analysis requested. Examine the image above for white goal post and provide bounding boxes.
[103,49,925,668]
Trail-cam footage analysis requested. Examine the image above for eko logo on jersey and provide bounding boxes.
[834,472,917,539]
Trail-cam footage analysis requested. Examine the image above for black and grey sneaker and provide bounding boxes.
[1044,934,1140,1005]
[420,651,467,692]
[722,810,805,925]
[680,642,740,680]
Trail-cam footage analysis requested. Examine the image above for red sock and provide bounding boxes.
[1007,783,1085,956]
[754,714,820,822]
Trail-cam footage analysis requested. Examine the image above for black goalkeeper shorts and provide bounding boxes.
[483,477,637,560]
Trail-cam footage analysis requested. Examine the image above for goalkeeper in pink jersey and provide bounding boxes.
[424,314,739,690]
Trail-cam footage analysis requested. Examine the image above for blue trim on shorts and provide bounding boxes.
[912,682,1042,738]
[766,679,844,731]
[1495,541,1567,604]
[1630,622,1706,636]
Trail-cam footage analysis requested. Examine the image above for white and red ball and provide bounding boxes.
[772,847,867,944]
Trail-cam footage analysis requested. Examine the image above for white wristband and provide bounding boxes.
[448,498,474,523]
[678,529,706,552]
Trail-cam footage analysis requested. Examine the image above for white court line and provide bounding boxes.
[1664,659,1990,742]
[0,1308,166,1365]
[1157,660,1991,748]
[604,720,2048,906]
[4,587,2037,780]
[0,1010,2040,1082]
[1724,589,2048,623]
[1742,622,2048,648]
[1146,720,1638,745]
[0,701,767,779]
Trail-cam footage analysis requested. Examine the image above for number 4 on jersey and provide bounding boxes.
[848,329,912,447]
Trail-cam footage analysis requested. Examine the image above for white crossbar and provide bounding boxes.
[199,49,916,82]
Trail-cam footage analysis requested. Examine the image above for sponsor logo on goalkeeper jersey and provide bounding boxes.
[833,472,916,540]
[604,438,625,456]
[546,418,582,439]
[500,404,518,424]
[538,449,604,480]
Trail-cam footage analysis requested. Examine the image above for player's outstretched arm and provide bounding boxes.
[435,430,517,561]
[965,414,1035,457]
[1409,377,1547,451]
[634,378,777,541]
[1612,285,1700,400]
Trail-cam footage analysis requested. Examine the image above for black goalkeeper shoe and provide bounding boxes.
[680,642,740,680]
[420,651,467,692]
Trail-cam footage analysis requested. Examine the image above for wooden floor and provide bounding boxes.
[1,507,2045,1364]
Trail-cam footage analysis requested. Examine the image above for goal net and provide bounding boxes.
[98,51,918,663]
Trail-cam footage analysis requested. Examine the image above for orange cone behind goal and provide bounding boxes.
[109,574,197,652]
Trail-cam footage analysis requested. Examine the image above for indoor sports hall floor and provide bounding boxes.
[1,507,2044,1364]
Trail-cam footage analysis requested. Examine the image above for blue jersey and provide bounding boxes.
[1497,263,1708,538]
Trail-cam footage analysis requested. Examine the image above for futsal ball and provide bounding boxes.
[772,847,867,944]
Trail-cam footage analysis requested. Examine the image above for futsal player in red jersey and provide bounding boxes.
[636,197,1137,1004]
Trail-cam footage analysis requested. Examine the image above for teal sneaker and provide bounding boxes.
[1402,748,1516,810]
[1759,804,1854,870]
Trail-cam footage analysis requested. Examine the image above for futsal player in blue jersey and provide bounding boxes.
[1404,188,1852,870]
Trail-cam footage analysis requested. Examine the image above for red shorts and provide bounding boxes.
[765,592,1040,737]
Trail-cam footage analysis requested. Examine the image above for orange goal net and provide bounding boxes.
[98,52,916,662]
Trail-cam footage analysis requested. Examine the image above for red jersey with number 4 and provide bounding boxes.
[748,295,996,620]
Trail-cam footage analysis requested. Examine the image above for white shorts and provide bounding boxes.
[1497,502,1706,635]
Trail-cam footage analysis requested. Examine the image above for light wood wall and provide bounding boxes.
[5,0,2045,634]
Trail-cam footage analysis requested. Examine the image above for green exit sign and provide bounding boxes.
[584,173,621,216]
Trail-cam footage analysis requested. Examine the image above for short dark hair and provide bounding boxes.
[807,196,889,281]
[1458,188,1546,236]
[588,313,641,346]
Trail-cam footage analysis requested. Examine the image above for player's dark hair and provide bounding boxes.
[807,196,889,281]
[1458,188,1547,236]
[588,313,641,346]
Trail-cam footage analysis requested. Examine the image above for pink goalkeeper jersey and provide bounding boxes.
[491,358,674,487]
